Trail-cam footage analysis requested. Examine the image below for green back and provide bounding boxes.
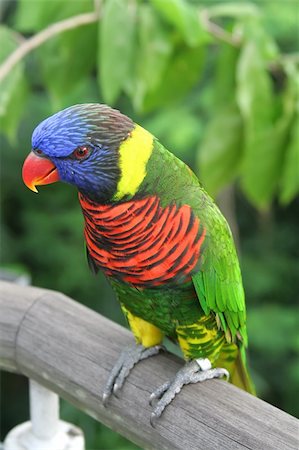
[139,139,247,345]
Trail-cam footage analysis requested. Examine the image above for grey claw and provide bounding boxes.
[148,360,230,423]
[217,368,229,380]
[102,392,109,407]
[113,383,121,396]
[150,412,159,428]
[149,392,157,407]
[103,343,164,406]
[149,380,171,406]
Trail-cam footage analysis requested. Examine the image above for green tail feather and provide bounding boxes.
[230,347,256,395]
[215,343,256,395]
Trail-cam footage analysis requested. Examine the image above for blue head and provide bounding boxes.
[26,104,134,202]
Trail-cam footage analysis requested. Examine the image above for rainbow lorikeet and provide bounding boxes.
[22,104,255,424]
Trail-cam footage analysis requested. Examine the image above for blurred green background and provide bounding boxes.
[1,0,298,448]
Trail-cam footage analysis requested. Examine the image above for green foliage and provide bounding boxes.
[1,0,299,447]
[234,17,296,209]
[150,0,209,47]
[99,0,137,104]
[144,43,205,112]
[198,103,243,195]
[127,3,173,110]
[247,305,299,416]
[279,64,299,204]
[2,0,298,207]
[280,113,299,204]
[207,3,260,19]
[145,105,203,161]
[237,36,277,207]
[38,23,97,108]
[0,26,28,141]
[13,0,94,32]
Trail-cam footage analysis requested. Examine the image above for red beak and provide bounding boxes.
[22,151,60,193]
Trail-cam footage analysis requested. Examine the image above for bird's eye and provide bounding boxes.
[73,146,91,160]
[33,148,44,156]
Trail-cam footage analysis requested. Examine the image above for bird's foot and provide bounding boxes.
[149,358,229,426]
[103,343,164,405]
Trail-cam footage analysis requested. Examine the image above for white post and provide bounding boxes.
[3,379,85,450]
[30,380,60,439]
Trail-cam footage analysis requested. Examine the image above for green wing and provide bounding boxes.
[192,203,247,346]
[140,139,247,346]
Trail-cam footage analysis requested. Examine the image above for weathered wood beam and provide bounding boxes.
[0,281,298,450]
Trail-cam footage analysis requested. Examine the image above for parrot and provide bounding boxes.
[22,103,255,424]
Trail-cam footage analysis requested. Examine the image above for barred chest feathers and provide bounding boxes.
[79,193,206,288]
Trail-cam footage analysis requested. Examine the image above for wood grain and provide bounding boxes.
[0,281,298,449]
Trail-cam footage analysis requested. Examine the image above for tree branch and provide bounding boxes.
[200,9,241,47]
[0,3,242,84]
[0,11,100,83]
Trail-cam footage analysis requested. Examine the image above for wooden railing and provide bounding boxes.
[0,281,298,450]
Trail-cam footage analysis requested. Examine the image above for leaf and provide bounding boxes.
[144,107,202,158]
[98,0,137,104]
[198,103,243,195]
[207,3,260,19]
[236,37,279,208]
[279,63,299,204]
[237,24,297,209]
[0,77,28,143]
[13,0,93,32]
[213,43,239,107]
[240,16,279,62]
[0,26,27,141]
[0,26,22,112]
[237,41,273,123]
[254,1,298,52]
[12,0,96,110]
[150,0,209,47]
[37,23,97,108]
[247,305,298,354]
[142,43,205,112]
[126,4,172,111]
[280,113,299,204]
